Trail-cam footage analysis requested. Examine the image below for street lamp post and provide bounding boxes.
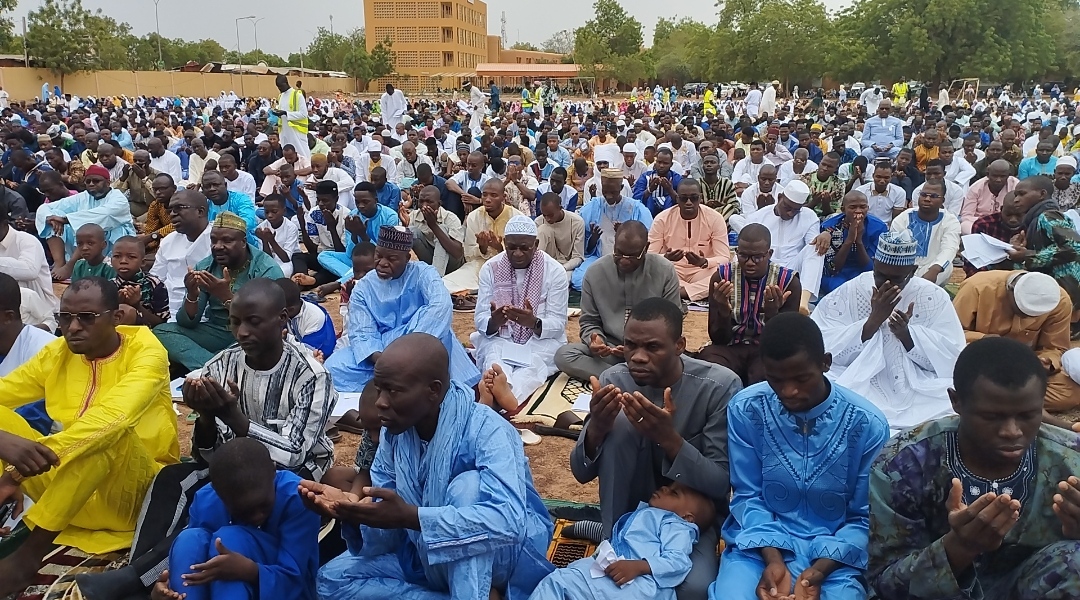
[235,16,255,96]
[153,0,163,68]
[251,18,266,65]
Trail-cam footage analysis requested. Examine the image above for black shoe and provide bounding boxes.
[74,567,143,600]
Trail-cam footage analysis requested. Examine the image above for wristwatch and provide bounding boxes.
[150,232,161,241]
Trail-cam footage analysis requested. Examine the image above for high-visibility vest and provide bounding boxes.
[285,88,308,135]
[533,88,543,106]
[521,88,533,108]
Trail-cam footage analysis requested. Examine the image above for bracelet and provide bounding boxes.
[185,295,199,304]
[4,463,23,483]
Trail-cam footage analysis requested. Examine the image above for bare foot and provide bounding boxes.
[292,273,316,287]
[51,261,74,281]
[490,364,517,412]
[478,369,496,406]
[0,551,42,597]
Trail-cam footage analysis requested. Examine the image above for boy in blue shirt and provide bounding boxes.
[151,438,320,600]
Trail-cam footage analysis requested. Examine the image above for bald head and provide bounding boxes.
[988,159,1012,177]
[482,177,506,194]
[233,278,286,313]
[380,332,449,386]
[738,223,771,246]
[615,219,648,245]
[174,188,208,210]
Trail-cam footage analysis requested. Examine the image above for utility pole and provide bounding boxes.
[153,0,163,68]
[329,15,334,36]
[235,16,255,96]
[21,17,27,67]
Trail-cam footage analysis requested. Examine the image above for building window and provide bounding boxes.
[419,1,440,18]
[442,2,452,18]
[444,51,454,67]
[373,2,394,19]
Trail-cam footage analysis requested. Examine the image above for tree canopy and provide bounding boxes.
[0,0,392,82]
[566,0,1080,87]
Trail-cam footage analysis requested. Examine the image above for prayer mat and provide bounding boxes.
[513,373,589,427]
[568,289,581,309]
[546,519,597,568]
[3,545,126,600]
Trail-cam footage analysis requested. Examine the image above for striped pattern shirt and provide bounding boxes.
[198,341,337,480]
[717,262,797,345]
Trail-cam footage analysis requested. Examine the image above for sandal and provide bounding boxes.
[335,409,367,435]
[301,292,326,303]
[452,295,477,313]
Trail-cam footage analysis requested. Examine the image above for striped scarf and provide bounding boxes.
[492,250,545,343]
[719,261,796,343]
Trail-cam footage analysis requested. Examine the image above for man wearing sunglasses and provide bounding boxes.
[648,178,731,301]
[0,276,179,597]
[554,221,682,382]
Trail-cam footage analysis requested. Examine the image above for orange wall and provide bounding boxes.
[0,68,358,101]
[485,36,564,64]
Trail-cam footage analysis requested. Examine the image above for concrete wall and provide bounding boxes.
[0,68,359,101]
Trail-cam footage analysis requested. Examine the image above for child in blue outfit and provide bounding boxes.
[275,277,337,358]
[151,438,320,600]
[529,483,715,600]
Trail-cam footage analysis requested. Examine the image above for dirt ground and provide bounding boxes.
[172,291,714,505]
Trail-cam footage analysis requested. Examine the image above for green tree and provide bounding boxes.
[572,28,609,80]
[0,0,17,54]
[369,39,394,80]
[25,0,96,80]
[649,18,715,83]
[510,41,540,51]
[843,0,1061,84]
[724,0,833,86]
[303,27,350,71]
[575,0,643,58]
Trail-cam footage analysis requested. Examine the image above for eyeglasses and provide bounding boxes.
[918,191,943,200]
[678,194,701,203]
[613,246,648,261]
[169,203,195,212]
[55,310,112,326]
[736,252,769,263]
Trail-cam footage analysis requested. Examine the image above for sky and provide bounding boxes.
[10,0,852,59]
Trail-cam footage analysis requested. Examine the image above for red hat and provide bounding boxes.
[85,164,110,180]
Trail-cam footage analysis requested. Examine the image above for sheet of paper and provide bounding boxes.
[170,369,202,399]
[500,344,534,368]
[960,233,1011,269]
[332,392,362,418]
[572,393,592,413]
[589,540,621,578]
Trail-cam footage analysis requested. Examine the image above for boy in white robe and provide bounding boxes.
[472,215,568,413]
[810,230,966,434]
